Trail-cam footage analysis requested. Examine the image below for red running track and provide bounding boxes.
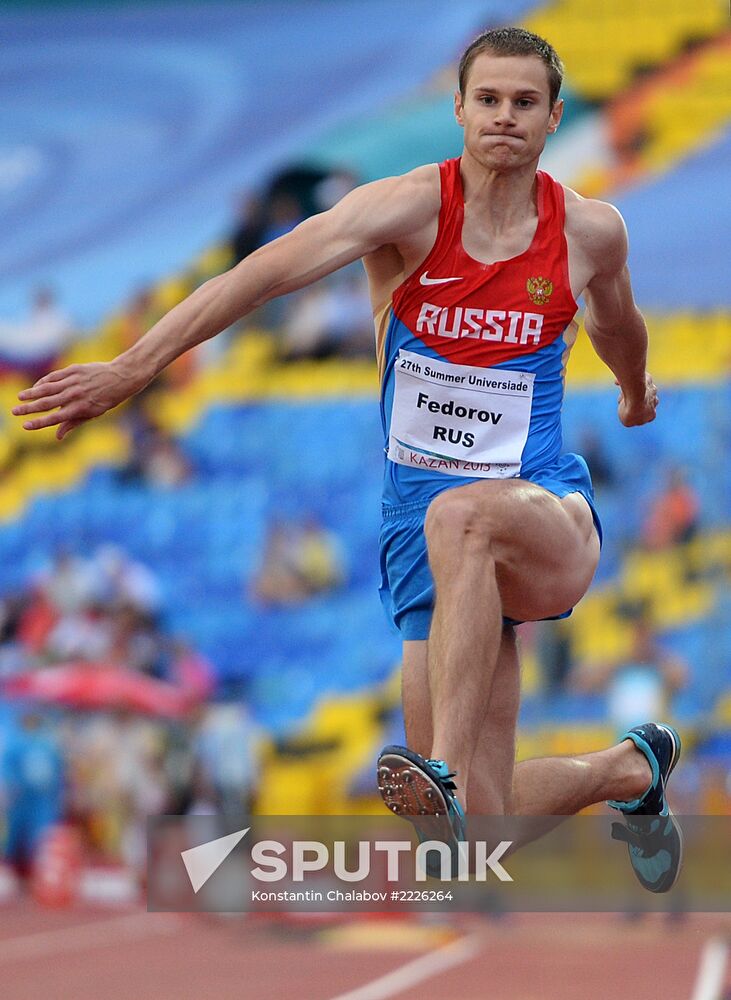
[0,902,728,1000]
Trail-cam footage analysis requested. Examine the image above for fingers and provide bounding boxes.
[30,367,76,388]
[16,366,78,402]
[12,389,70,417]
[20,410,65,431]
[57,419,83,441]
[16,383,69,404]
[634,405,658,427]
[12,364,99,437]
[22,394,90,431]
[19,407,87,435]
[619,395,659,426]
[14,370,79,420]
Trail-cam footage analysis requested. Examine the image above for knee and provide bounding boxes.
[424,490,494,557]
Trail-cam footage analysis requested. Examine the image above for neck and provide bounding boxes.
[459,148,539,231]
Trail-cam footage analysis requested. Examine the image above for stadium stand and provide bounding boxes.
[525,0,728,100]
[606,33,731,178]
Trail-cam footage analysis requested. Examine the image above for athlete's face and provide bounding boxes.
[455,53,563,170]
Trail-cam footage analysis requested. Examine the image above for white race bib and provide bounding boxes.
[388,349,534,478]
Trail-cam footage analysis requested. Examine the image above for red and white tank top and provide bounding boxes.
[378,156,579,501]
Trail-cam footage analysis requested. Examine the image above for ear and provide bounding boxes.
[547,97,564,134]
[454,90,465,128]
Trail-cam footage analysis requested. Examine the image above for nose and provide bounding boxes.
[493,99,516,127]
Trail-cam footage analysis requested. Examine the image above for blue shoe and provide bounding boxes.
[608,723,683,894]
[377,745,466,877]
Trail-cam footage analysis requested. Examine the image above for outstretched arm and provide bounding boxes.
[13,168,438,439]
[579,202,658,427]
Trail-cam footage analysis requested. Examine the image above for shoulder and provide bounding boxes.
[365,163,441,206]
[562,186,628,274]
[333,164,441,243]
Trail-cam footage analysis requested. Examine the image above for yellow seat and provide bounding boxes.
[525,0,727,100]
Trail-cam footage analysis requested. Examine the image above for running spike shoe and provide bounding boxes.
[608,723,683,894]
[377,745,466,878]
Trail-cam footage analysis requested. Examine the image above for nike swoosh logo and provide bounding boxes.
[419,272,463,286]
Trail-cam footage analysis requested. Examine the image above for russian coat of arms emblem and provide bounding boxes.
[526,276,553,305]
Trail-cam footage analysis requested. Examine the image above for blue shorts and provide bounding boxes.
[378,453,602,641]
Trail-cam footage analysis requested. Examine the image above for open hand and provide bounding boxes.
[12,361,142,440]
[616,372,659,427]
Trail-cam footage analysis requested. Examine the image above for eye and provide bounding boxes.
[516,99,533,108]
[480,95,496,105]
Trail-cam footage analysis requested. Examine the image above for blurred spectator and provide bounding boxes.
[67,710,170,870]
[89,544,161,615]
[1,545,170,671]
[580,430,616,491]
[1,712,65,877]
[230,193,267,265]
[266,163,332,218]
[15,586,58,660]
[0,287,74,382]
[119,287,159,353]
[280,269,374,361]
[251,521,302,603]
[297,516,346,592]
[642,467,700,550]
[252,517,345,605]
[0,594,27,677]
[261,192,304,246]
[230,166,357,265]
[312,168,358,212]
[139,427,192,488]
[37,549,95,616]
[280,286,331,360]
[253,191,307,330]
[573,611,687,734]
[106,603,164,677]
[534,618,575,696]
[0,552,226,873]
[168,639,216,705]
[186,765,219,816]
[119,287,197,389]
[12,551,99,664]
[119,406,193,489]
[226,163,361,334]
[42,547,164,671]
[192,703,261,815]
[43,602,112,664]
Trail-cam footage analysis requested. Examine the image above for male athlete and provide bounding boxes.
[14,28,681,891]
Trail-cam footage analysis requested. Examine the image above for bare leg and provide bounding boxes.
[424,482,600,809]
[402,632,652,817]
[511,748,651,815]
[402,633,522,811]
[472,629,651,813]
[425,510,503,810]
